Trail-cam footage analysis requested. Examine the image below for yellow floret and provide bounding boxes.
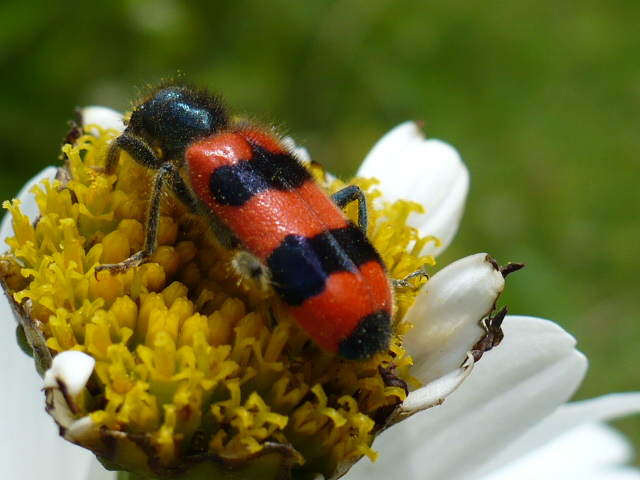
[1,124,432,478]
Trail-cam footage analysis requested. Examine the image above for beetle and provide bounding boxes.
[96,84,394,360]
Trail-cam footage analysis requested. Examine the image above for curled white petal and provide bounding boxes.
[403,253,504,384]
[357,122,469,256]
[0,167,58,249]
[44,351,96,398]
[81,106,124,135]
[401,353,474,413]
[348,316,587,480]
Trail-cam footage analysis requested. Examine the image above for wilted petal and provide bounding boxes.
[44,351,96,399]
[402,253,504,385]
[347,316,587,480]
[357,122,469,256]
[44,353,112,461]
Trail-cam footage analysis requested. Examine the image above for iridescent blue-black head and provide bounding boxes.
[127,84,229,161]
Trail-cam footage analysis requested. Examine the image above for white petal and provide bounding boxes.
[480,423,640,480]
[280,136,312,164]
[0,167,58,249]
[347,316,587,480]
[1,173,113,478]
[44,351,95,398]
[357,122,469,256]
[403,253,504,385]
[83,461,120,480]
[476,392,640,476]
[0,306,109,479]
[81,106,124,135]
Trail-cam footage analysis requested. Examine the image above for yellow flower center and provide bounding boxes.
[1,124,433,478]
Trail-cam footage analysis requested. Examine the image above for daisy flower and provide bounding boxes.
[0,106,638,480]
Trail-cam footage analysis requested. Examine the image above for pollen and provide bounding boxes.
[1,124,431,478]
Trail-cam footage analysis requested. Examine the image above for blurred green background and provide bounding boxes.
[1,0,638,464]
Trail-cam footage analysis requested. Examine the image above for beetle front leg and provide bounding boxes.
[105,132,164,173]
[95,162,174,275]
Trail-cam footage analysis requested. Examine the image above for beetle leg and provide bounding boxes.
[391,269,429,288]
[231,250,271,291]
[95,162,173,275]
[331,184,368,233]
[105,133,162,173]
